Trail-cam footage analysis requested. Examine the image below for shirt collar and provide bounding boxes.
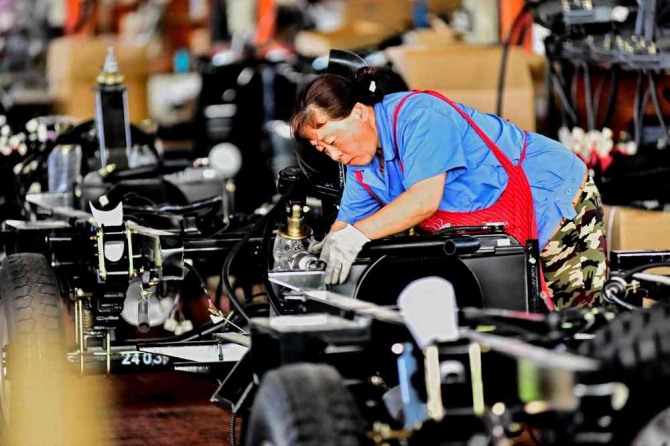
[348,102,396,172]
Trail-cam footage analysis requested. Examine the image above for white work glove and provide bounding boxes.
[309,224,370,285]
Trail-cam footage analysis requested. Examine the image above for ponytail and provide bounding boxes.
[352,66,387,105]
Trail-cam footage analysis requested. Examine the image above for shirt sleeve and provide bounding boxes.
[395,96,468,189]
[336,169,383,224]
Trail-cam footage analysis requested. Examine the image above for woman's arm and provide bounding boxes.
[351,172,446,239]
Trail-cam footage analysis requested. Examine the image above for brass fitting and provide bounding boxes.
[278,204,312,240]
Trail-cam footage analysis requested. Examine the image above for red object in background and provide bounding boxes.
[500,0,532,51]
[255,0,276,49]
[65,0,94,35]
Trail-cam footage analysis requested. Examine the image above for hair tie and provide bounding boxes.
[369,80,376,93]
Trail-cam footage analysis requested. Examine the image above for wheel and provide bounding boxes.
[0,253,66,433]
[245,363,365,446]
[575,305,670,444]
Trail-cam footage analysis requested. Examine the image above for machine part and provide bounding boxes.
[139,341,247,363]
[120,281,172,329]
[398,277,459,349]
[573,305,670,443]
[267,270,325,290]
[78,299,85,374]
[0,254,66,425]
[95,47,132,169]
[272,236,322,271]
[272,204,321,271]
[208,143,240,222]
[47,144,82,194]
[602,276,637,310]
[425,346,445,422]
[137,291,150,333]
[82,305,94,331]
[468,342,485,416]
[245,363,365,445]
[91,202,125,262]
[327,49,367,80]
[277,203,312,240]
[396,343,428,428]
[398,277,457,422]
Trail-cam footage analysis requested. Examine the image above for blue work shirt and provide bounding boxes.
[336,92,587,248]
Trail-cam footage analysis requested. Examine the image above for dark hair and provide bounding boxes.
[290,66,386,140]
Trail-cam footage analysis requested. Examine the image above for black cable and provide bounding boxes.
[549,68,579,125]
[599,66,619,129]
[592,71,607,124]
[622,262,670,281]
[261,217,283,315]
[603,286,637,311]
[220,183,296,321]
[570,63,581,120]
[582,62,595,130]
[156,196,222,214]
[184,261,208,294]
[647,71,670,146]
[633,71,645,148]
[496,7,531,116]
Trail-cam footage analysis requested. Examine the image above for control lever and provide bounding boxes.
[398,277,459,422]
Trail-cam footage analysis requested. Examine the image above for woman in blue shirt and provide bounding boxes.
[291,67,607,310]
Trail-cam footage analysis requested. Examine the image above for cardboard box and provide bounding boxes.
[343,0,412,31]
[386,44,536,130]
[47,36,150,120]
[604,205,670,251]
[295,21,396,57]
[402,27,459,47]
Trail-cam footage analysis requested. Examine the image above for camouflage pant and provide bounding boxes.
[540,175,608,310]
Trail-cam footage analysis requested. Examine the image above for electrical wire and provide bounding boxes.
[570,63,582,121]
[549,68,579,125]
[599,66,619,129]
[220,182,297,322]
[261,217,283,315]
[582,62,595,130]
[604,286,637,311]
[633,71,645,148]
[647,71,670,146]
[496,7,531,116]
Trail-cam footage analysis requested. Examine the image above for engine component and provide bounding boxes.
[96,47,132,169]
[47,144,82,194]
[272,204,322,271]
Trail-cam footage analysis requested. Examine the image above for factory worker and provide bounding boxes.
[291,67,607,310]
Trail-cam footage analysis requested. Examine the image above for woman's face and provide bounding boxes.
[303,103,378,166]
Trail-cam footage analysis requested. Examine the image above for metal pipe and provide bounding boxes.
[364,236,481,257]
[78,299,85,375]
[137,295,150,333]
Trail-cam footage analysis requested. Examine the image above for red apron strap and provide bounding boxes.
[354,170,384,205]
[392,91,423,173]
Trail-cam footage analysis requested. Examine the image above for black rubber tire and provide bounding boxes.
[0,253,65,425]
[576,305,670,444]
[245,363,365,446]
[578,304,670,380]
